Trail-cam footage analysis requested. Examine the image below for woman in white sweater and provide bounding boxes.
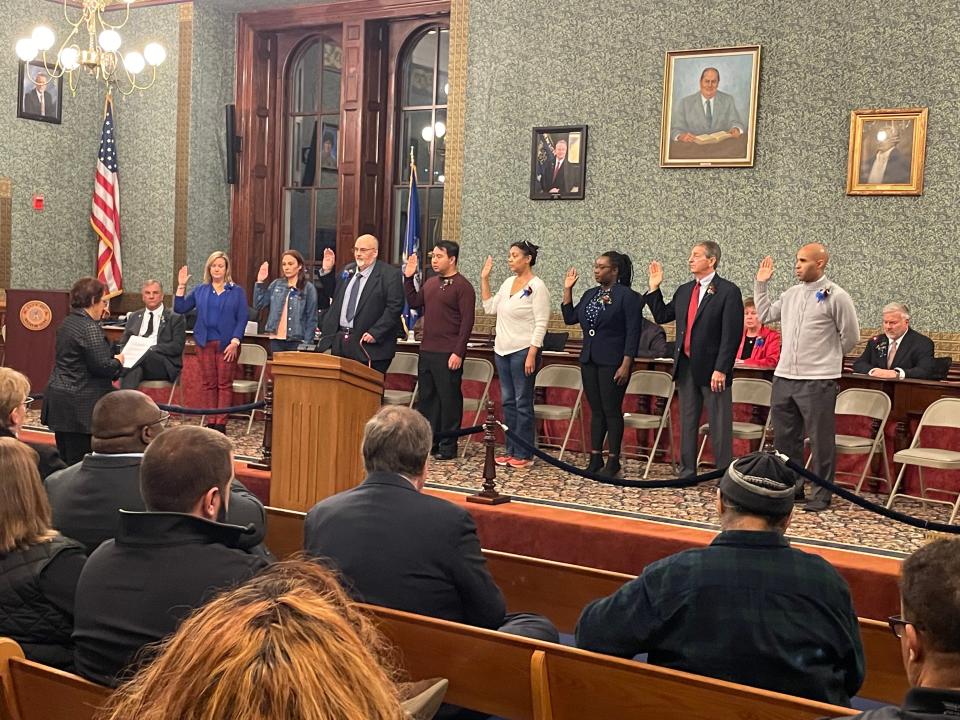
[480,241,551,469]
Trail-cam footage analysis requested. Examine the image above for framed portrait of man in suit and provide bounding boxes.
[846,107,927,196]
[659,45,760,168]
[16,60,63,125]
[530,125,588,200]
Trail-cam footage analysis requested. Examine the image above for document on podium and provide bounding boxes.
[120,335,157,368]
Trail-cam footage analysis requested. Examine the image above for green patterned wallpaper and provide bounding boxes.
[457,0,960,331]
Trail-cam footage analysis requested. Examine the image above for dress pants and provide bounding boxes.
[676,357,733,477]
[119,350,173,390]
[416,350,464,455]
[771,377,838,504]
[580,362,628,455]
[196,340,238,426]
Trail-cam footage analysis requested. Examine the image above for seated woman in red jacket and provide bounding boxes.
[736,297,781,368]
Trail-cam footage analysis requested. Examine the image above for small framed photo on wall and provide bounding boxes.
[17,60,62,125]
[660,45,761,167]
[530,125,587,200]
[846,107,928,196]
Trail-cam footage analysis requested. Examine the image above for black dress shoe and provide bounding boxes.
[794,490,807,504]
[585,454,604,473]
[802,500,831,512]
[600,456,622,478]
[434,451,457,461]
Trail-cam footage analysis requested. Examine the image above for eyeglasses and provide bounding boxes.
[145,411,171,429]
[23,396,34,407]
[353,246,376,254]
[887,615,911,638]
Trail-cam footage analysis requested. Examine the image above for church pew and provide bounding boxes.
[367,605,858,720]
[0,638,109,720]
[264,506,908,706]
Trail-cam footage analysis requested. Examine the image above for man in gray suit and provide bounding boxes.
[671,67,746,142]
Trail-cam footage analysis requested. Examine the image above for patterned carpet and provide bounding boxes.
[27,409,948,557]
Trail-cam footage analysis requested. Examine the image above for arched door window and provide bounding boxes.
[284,35,342,273]
[391,25,448,264]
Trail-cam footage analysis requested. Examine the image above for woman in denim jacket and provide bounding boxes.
[254,249,319,354]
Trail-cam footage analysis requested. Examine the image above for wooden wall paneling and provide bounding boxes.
[358,21,388,241]
[240,0,450,32]
[338,20,364,262]
[441,0,467,243]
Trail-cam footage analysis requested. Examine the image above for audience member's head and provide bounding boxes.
[0,437,55,553]
[91,390,169,454]
[140,426,233,520]
[717,452,795,532]
[896,538,960,688]
[0,367,32,435]
[100,560,406,720]
[362,406,432,488]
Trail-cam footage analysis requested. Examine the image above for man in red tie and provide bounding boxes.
[646,242,744,478]
[541,138,571,195]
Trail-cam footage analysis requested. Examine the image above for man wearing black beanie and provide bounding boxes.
[575,451,865,707]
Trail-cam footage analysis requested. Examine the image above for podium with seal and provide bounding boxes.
[5,289,70,393]
[269,352,384,510]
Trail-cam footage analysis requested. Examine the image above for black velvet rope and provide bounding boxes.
[434,425,484,441]
[156,401,266,416]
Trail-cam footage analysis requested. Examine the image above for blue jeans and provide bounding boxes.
[495,349,537,459]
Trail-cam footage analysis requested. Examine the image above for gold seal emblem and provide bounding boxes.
[19,300,53,332]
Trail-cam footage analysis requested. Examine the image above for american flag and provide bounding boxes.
[91,93,123,297]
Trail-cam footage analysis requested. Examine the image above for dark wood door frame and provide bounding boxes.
[231,0,450,293]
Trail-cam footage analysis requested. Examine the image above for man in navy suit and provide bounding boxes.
[646,242,744,477]
[316,234,404,375]
[853,303,936,380]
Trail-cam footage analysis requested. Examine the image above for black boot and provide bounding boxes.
[600,455,621,478]
[585,452,604,473]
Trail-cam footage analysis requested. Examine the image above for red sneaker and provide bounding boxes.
[507,458,534,469]
[494,455,512,466]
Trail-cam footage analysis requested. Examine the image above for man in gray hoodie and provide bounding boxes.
[754,243,860,512]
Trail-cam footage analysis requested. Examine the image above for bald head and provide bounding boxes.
[91,390,167,453]
[795,243,829,283]
[353,234,379,270]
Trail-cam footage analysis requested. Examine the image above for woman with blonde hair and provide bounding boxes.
[174,251,249,433]
[0,437,86,670]
[0,367,65,477]
[100,561,445,720]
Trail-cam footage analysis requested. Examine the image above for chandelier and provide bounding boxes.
[15,0,166,96]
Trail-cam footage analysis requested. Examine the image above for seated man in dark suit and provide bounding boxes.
[45,390,268,555]
[305,405,558,642]
[827,539,960,720]
[316,235,405,375]
[576,452,864,707]
[635,315,669,358]
[114,280,186,390]
[72,425,270,687]
[853,302,935,380]
[0,367,65,479]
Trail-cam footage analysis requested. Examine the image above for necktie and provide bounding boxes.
[683,283,700,356]
[887,339,898,369]
[345,274,363,324]
[142,311,154,338]
[705,99,713,127]
[552,161,561,182]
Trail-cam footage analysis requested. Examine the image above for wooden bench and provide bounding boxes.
[0,638,109,720]
[368,604,858,720]
[265,505,909,706]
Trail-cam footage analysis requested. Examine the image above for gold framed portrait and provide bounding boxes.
[846,107,928,196]
[659,45,761,168]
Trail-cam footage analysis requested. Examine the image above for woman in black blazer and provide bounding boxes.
[561,251,640,477]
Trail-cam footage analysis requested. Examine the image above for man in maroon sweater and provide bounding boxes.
[403,241,476,460]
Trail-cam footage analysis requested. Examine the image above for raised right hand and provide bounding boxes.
[757,256,774,283]
[480,256,494,280]
[563,267,579,289]
[321,248,335,272]
[403,253,419,278]
[256,261,269,283]
[177,265,191,286]
[648,261,663,291]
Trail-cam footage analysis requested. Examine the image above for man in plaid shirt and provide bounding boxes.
[575,452,864,707]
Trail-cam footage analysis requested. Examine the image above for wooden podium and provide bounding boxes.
[269,352,383,510]
[5,289,70,393]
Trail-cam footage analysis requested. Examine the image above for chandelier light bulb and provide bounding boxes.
[421,126,434,142]
[31,26,55,51]
[123,51,145,74]
[15,38,38,61]
[434,121,446,138]
[143,42,166,66]
[99,29,122,53]
[59,46,80,70]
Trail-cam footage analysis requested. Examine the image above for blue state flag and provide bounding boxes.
[402,166,422,334]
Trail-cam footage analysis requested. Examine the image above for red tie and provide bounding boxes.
[683,283,700,356]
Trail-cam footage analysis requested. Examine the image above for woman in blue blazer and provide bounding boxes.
[174,251,249,433]
[561,251,640,477]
